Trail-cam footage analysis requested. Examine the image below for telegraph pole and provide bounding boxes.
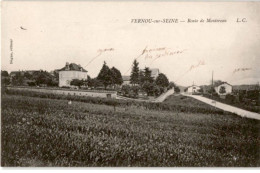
[211,71,214,98]
[212,71,214,88]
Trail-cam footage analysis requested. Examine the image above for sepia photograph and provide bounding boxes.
[1,1,260,167]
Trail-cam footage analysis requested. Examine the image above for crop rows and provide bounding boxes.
[1,95,259,166]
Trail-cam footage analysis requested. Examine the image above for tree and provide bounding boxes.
[130,60,139,85]
[219,86,226,94]
[174,86,180,93]
[12,72,24,86]
[142,81,155,96]
[198,88,203,93]
[97,61,113,89]
[208,87,216,94]
[213,80,224,87]
[143,67,154,83]
[2,77,10,86]
[1,71,10,86]
[24,72,33,80]
[86,75,93,88]
[70,79,84,88]
[27,81,36,86]
[34,71,51,86]
[33,71,57,86]
[1,71,9,77]
[53,70,59,80]
[154,85,163,97]
[131,85,140,98]
[139,70,145,85]
[155,73,169,88]
[168,82,176,89]
[92,78,103,88]
[111,67,123,86]
[121,85,131,96]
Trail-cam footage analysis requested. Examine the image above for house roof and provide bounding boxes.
[150,68,159,76]
[122,76,130,81]
[215,82,232,87]
[59,63,87,72]
[186,84,201,89]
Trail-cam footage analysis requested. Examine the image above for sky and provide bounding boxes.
[1,1,260,86]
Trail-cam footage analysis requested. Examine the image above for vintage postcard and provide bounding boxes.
[1,1,260,167]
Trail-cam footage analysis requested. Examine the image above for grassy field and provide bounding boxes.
[164,94,217,109]
[5,89,226,114]
[1,94,259,167]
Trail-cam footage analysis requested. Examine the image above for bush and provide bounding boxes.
[27,81,36,86]
[226,94,235,104]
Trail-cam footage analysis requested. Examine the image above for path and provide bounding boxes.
[153,89,175,102]
[182,93,260,120]
[116,88,175,103]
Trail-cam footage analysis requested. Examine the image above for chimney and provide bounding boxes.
[78,64,82,71]
[65,62,69,70]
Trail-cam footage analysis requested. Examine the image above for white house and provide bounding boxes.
[58,62,88,87]
[214,82,232,95]
[121,68,160,86]
[122,76,131,85]
[185,85,202,94]
[150,68,160,79]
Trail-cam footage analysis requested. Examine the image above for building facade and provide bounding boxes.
[122,76,131,85]
[58,62,88,87]
[214,82,232,95]
[150,68,160,79]
[186,85,202,94]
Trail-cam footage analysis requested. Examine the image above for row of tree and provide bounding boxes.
[126,60,179,97]
[97,62,123,89]
[1,70,58,87]
[69,62,123,89]
[2,60,180,98]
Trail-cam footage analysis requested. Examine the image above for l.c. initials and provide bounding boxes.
[236,18,247,23]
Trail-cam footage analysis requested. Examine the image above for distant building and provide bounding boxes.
[214,82,232,95]
[185,85,202,94]
[121,68,159,86]
[58,62,88,87]
[150,68,160,79]
[122,76,131,85]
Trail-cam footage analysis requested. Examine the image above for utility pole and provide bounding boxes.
[211,71,214,98]
[212,71,214,88]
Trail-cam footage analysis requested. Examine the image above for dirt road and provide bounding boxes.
[183,93,260,120]
[116,89,175,102]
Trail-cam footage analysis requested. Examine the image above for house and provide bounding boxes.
[150,68,160,79]
[122,76,131,85]
[58,62,88,87]
[185,85,202,94]
[121,68,159,86]
[201,85,212,94]
[214,82,232,96]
